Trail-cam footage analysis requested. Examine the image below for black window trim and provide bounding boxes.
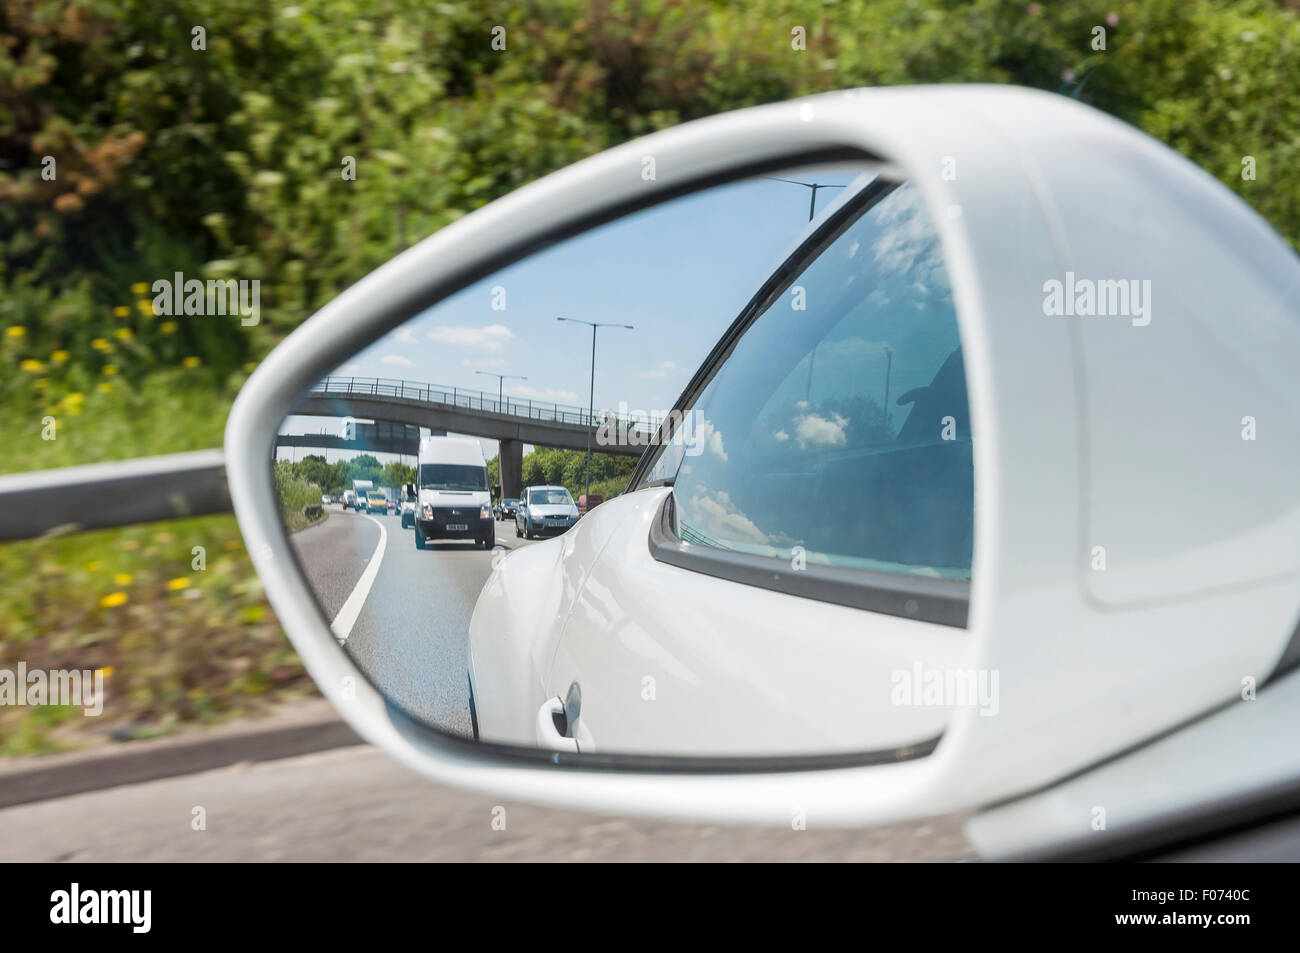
[634,177,972,629]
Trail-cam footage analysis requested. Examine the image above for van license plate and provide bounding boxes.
[446,523,468,531]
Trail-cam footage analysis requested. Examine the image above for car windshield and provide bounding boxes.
[419,464,487,490]
[504,499,520,506]
[529,489,573,506]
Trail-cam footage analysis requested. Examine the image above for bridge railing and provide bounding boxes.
[309,376,665,437]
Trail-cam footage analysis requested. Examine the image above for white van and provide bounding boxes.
[414,436,493,550]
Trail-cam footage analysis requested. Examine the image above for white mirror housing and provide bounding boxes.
[225,86,1300,835]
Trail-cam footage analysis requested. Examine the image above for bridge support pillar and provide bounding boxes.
[499,438,523,500]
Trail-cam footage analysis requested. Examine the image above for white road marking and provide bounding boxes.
[331,514,387,645]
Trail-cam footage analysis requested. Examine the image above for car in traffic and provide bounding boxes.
[497,498,521,521]
[414,436,493,550]
[320,494,331,506]
[365,489,388,514]
[399,483,416,529]
[514,485,580,540]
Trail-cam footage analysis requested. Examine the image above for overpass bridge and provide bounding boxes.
[276,420,423,458]
[288,376,664,498]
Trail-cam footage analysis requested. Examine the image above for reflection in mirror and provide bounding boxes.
[275,159,974,762]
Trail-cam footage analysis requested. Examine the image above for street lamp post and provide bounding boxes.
[474,370,527,413]
[557,316,634,504]
[766,176,850,221]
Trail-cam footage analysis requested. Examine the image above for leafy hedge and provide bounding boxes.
[3,0,1297,416]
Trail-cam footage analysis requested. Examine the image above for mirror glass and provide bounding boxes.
[274,159,975,762]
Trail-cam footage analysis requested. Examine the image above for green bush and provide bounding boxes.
[272,460,325,531]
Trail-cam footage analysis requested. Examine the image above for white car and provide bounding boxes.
[514,485,580,540]
[460,87,1300,810]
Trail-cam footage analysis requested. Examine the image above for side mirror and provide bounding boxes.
[225,87,1300,847]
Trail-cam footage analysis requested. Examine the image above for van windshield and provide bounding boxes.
[419,464,487,491]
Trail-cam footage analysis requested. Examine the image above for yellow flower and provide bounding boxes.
[167,577,190,591]
[85,560,101,572]
[52,349,69,363]
[182,356,201,368]
[96,666,114,678]
[102,364,119,376]
[100,592,128,608]
[153,532,173,543]
[97,381,114,394]
[91,337,111,352]
[113,305,130,318]
[131,282,148,295]
[19,359,45,372]
[136,299,153,316]
[113,572,133,585]
[161,321,177,334]
[5,326,25,338]
[114,327,133,341]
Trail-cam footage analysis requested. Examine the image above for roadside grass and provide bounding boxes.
[0,370,317,756]
[0,366,241,476]
[0,512,314,755]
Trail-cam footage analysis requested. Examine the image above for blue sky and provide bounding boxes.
[280,162,871,463]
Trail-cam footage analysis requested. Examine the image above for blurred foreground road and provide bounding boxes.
[0,745,975,862]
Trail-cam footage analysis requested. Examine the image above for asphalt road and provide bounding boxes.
[290,507,534,737]
[0,744,975,861]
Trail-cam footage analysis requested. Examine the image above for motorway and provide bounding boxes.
[290,505,534,737]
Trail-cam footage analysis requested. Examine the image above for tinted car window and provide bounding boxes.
[668,181,973,580]
[529,488,574,505]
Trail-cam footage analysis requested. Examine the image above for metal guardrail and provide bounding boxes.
[0,449,231,542]
[309,376,665,436]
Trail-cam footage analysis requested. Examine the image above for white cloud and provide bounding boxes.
[641,360,677,380]
[688,417,727,461]
[380,354,413,366]
[334,362,361,375]
[510,383,580,404]
[685,489,769,545]
[429,324,515,351]
[391,327,417,344]
[795,411,848,448]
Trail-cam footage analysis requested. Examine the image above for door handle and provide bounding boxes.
[535,696,579,752]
